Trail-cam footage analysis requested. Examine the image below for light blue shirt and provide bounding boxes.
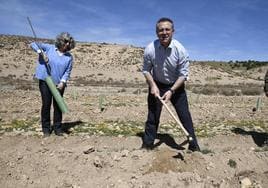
[30,42,73,84]
[142,39,189,85]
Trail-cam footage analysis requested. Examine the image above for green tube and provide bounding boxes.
[45,76,68,113]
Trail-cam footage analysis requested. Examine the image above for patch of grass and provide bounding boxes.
[205,76,221,82]
[2,118,265,139]
[106,101,127,107]
[0,118,39,132]
[254,146,268,152]
[0,119,144,136]
[72,120,144,136]
[195,127,216,137]
[189,83,262,96]
[263,146,268,151]
[105,99,139,107]
[227,120,268,132]
[194,120,268,138]
[158,122,187,137]
[201,148,214,154]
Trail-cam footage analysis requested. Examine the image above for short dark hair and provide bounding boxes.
[156,17,174,30]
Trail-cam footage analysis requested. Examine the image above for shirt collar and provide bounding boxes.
[156,39,174,49]
[56,48,66,56]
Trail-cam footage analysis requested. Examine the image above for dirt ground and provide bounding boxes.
[0,133,268,188]
[0,35,268,187]
[0,86,268,188]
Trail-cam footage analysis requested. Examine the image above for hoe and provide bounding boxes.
[157,96,193,142]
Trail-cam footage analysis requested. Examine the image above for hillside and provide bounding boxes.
[1,34,267,93]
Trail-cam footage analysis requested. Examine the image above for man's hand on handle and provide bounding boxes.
[161,90,173,102]
[150,85,160,98]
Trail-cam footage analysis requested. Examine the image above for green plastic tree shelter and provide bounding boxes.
[45,76,68,113]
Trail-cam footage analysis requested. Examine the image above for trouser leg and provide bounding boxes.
[143,92,162,145]
[171,90,199,148]
[53,87,65,133]
[39,80,52,134]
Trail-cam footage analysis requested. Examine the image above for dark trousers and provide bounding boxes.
[39,80,65,133]
[143,81,199,147]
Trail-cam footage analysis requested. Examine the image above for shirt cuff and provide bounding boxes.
[142,71,150,75]
[179,75,188,81]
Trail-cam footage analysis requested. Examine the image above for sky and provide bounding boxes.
[1,0,268,61]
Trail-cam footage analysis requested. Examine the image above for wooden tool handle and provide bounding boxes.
[158,96,192,140]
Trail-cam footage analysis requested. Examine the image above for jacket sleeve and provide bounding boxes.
[60,56,73,83]
[30,42,50,53]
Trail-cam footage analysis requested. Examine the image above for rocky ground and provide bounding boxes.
[0,35,268,187]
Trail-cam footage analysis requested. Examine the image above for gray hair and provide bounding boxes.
[55,32,75,51]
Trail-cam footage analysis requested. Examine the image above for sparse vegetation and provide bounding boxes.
[189,83,263,96]
[201,148,214,154]
[72,120,144,136]
[227,159,237,168]
[0,118,39,132]
[192,60,268,72]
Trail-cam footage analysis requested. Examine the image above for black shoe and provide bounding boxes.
[55,130,64,136]
[263,140,268,147]
[43,132,50,138]
[188,144,201,152]
[141,143,154,150]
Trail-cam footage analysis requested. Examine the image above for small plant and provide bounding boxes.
[99,95,105,112]
[72,90,78,100]
[201,148,214,154]
[254,146,268,152]
[263,146,268,151]
[205,76,221,82]
[228,159,237,168]
[118,88,126,93]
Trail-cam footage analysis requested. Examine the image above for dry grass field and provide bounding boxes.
[0,35,267,187]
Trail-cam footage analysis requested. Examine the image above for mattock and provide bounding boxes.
[157,96,193,142]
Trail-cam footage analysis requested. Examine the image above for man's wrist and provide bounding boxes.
[169,88,175,94]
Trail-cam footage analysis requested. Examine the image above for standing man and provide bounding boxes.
[142,17,200,151]
[264,70,268,97]
[264,70,268,146]
[30,32,75,137]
